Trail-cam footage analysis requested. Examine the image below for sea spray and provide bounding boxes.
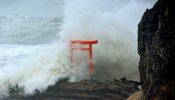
[60,0,154,81]
[0,42,89,96]
[0,0,155,97]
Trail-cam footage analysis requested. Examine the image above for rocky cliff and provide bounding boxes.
[138,0,175,99]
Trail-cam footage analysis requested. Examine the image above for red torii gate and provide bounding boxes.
[70,40,98,79]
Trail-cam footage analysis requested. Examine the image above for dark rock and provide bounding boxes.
[138,0,175,99]
[120,77,127,82]
[4,79,139,100]
[128,80,140,86]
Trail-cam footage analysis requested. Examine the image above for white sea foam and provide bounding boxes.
[60,0,155,80]
[0,0,156,97]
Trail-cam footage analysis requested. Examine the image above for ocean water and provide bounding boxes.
[0,0,156,97]
[0,16,70,96]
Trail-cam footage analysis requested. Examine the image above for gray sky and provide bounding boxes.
[0,0,64,17]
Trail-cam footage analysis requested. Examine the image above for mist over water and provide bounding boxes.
[0,16,63,44]
[0,0,155,97]
[60,0,154,80]
[0,0,64,17]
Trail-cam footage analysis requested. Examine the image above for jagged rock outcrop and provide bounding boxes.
[4,79,139,100]
[138,0,175,99]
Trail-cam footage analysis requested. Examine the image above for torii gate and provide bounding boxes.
[70,40,98,79]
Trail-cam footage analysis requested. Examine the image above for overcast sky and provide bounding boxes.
[0,0,64,17]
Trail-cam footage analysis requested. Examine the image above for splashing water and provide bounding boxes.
[60,0,155,81]
[0,0,155,97]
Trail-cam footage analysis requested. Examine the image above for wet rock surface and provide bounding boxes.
[138,0,175,99]
[4,79,139,100]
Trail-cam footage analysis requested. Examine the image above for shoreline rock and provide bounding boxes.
[3,79,140,100]
[138,0,175,99]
